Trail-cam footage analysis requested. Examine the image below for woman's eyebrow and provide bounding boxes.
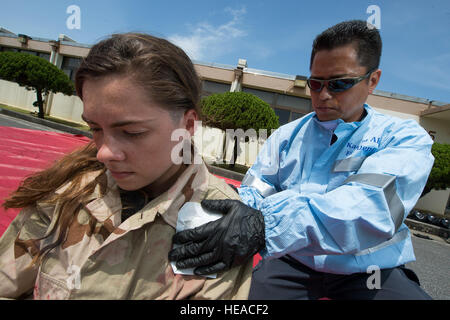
[81,114,96,124]
[81,115,155,127]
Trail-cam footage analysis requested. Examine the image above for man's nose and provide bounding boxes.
[319,82,333,100]
[96,139,125,163]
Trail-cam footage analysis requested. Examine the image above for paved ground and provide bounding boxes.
[408,231,450,300]
[0,113,65,133]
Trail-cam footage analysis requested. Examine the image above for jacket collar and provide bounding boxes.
[312,104,372,133]
[82,161,211,230]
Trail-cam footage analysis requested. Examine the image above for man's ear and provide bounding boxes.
[368,69,381,94]
[183,109,199,137]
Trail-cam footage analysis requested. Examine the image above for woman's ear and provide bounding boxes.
[183,109,199,137]
[368,69,381,94]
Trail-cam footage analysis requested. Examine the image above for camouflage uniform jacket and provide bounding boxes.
[0,161,252,299]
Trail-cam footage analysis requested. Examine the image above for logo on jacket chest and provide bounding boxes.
[345,136,380,156]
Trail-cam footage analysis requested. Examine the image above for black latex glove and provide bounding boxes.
[168,199,266,275]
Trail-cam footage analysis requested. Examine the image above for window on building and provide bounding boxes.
[0,46,18,52]
[61,56,81,82]
[242,87,275,105]
[276,93,311,114]
[0,47,50,61]
[38,52,50,61]
[20,50,38,56]
[201,80,231,98]
[291,112,303,121]
[274,108,291,126]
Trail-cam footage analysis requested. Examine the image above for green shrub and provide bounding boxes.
[201,91,279,136]
[0,51,74,118]
[422,142,450,196]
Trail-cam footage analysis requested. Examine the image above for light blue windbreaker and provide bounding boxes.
[238,104,434,274]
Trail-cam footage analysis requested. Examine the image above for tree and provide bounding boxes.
[201,91,279,134]
[201,91,279,167]
[0,51,74,118]
[421,142,450,197]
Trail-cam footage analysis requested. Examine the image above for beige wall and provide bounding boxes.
[0,79,85,124]
[0,79,36,112]
[419,117,450,144]
[193,125,264,167]
[241,72,308,98]
[367,94,427,116]
[415,189,450,216]
[59,44,90,58]
[195,65,234,84]
[193,125,226,163]
[50,92,84,124]
[0,37,52,54]
[371,106,421,122]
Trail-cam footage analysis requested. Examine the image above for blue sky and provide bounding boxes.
[1,0,449,103]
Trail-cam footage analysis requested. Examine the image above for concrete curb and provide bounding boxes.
[0,107,92,138]
[206,164,245,182]
[405,219,450,241]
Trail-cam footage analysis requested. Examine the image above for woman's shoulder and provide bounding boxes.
[204,171,241,201]
[32,169,106,219]
[53,169,107,196]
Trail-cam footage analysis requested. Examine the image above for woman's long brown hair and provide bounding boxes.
[3,142,106,265]
[2,33,202,266]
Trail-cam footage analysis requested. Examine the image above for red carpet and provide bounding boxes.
[0,126,90,236]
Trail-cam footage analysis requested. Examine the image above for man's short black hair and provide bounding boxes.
[310,20,382,72]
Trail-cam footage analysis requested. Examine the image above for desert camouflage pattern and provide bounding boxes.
[0,161,252,299]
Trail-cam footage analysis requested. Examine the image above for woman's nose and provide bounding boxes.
[96,140,125,163]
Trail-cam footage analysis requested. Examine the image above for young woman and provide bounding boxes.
[0,33,252,299]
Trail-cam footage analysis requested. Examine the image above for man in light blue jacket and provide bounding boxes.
[169,20,434,299]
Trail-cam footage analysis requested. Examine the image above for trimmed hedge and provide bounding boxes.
[0,51,74,118]
[201,91,279,135]
[422,142,450,196]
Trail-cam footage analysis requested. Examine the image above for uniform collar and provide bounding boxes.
[316,119,340,131]
[83,160,211,230]
[312,104,371,132]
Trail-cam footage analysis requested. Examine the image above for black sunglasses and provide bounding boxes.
[307,70,374,93]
